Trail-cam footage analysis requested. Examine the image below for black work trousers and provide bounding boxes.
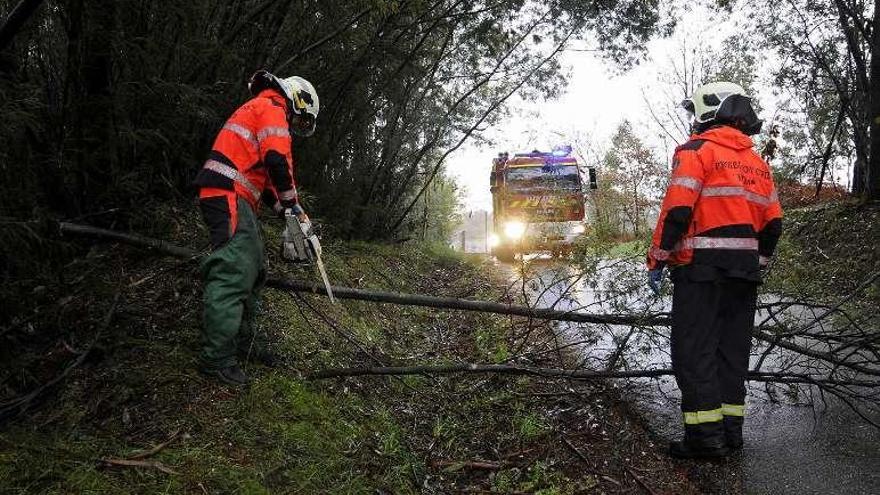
[670,271,758,415]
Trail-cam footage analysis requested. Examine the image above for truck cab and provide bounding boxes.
[489,146,595,262]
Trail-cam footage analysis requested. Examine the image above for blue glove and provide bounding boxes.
[648,265,666,295]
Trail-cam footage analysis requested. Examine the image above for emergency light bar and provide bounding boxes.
[551,145,572,157]
[512,145,572,158]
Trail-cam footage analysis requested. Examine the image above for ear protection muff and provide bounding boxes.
[248,70,272,96]
[715,94,763,136]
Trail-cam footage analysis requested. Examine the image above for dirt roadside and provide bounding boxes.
[0,207,702,494]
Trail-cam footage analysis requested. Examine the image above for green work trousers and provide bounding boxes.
[199,197,267,370]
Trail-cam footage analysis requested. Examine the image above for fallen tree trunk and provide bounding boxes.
[310,364,674,380]
[58,221,669,326]
[308,364,880,389]
[59,222,200,259]
[55,221,878,378]
[268,279,669,326]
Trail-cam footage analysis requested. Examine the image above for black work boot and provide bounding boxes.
[201,364,251,386]
[723,416,744,449]
[669,422,731,459]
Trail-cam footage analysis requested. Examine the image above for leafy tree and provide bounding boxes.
[583,121,665,238]
[0,0,671,281]
[641,31,761,147]
[738,0,880,199]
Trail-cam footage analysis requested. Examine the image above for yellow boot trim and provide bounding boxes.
[683,408,723,425]
[721,403,745,417]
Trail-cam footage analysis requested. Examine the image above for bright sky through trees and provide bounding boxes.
[446,5,768,212]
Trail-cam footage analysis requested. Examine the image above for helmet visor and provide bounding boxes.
[291,113,316,137]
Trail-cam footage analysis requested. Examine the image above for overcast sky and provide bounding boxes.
[446,5,755,212]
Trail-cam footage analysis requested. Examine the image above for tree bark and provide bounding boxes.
[268,278,670,326]
[58,222,202,259]
[816,105,846,197]
[868,0,880,199]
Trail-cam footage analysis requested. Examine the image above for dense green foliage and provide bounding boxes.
[733,0,880,198]
[0,0,666,256]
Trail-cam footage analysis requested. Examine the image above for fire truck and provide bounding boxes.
[489,146,596,262]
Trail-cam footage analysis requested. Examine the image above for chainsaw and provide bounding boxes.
[281,210,336,304]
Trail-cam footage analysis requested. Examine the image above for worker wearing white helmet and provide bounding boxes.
[649,81,782,458]
[680,81,763,135]
[192,69,320,386]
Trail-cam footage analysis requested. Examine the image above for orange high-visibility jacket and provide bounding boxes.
[647,126,783,277]
[194,89,298,212]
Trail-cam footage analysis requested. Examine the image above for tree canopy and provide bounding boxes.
[0,0,667,240]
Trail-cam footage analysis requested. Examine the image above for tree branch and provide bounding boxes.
[309,363,674,380]
[58,221,202,259]
[0,0,45,52]
[389,15,581,233]
[309,363,880,390]
[276,7,373,72]
[269,278,669,326]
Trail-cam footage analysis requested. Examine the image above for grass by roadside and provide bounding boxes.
[0,206,700,494]
[763,200,880,316]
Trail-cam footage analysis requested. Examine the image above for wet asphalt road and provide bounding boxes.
[517,257,880,495]
[738,400,880,494]
[631,377,880,494]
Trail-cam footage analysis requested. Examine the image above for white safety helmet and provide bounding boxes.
[249,70,320,137]
[681,81,762,135]
[277,76,319,137]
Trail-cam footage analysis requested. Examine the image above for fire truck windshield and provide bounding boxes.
[505,165,580,192]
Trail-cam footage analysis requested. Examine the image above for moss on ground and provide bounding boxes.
[0,206,699,494]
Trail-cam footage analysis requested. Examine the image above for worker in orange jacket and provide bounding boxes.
[192,70,319,386]
[647,82,783,458]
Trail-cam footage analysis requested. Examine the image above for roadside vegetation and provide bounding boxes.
[2,1,880,493]
[764,200,880,315]
[0,208,700,494]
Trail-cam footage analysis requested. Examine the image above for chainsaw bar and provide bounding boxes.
[314,254,336,304]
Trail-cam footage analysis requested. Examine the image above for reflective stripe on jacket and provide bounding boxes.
[647,126,783,274]
[193,89,297,210]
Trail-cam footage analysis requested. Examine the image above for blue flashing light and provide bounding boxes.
[551,145,572,157]
[513,146,572,159]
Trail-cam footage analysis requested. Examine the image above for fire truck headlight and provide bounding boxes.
[504,221,526,239]
[572,223,586,234]
[488,233,500,248]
